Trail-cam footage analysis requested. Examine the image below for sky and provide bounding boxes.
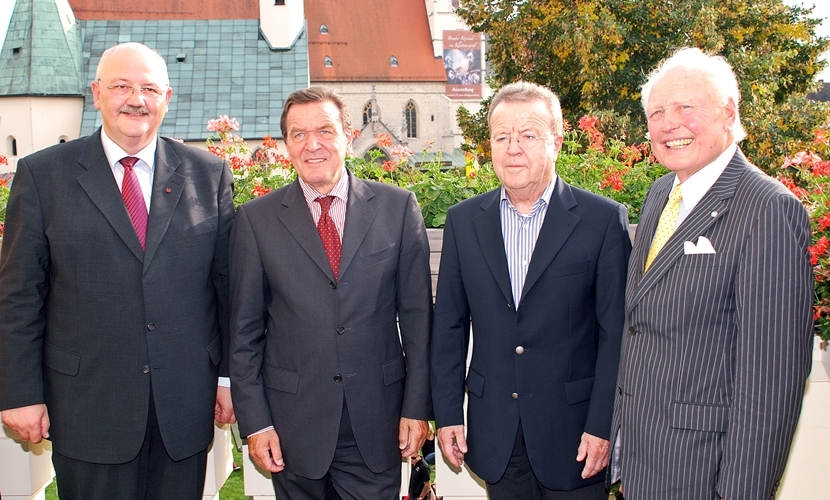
[0,0,827,78]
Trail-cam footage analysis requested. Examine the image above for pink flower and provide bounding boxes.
[207,115,240,133]
[390,145,413,159]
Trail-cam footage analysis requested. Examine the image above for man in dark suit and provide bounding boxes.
[431,81,631,499]
[229,87,433,499]
[0,42,235,499]
[609,48,814,499]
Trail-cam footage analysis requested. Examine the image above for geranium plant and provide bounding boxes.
[775,128,830,341]
[0,155,10,238]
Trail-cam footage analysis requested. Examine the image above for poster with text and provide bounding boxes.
[444,30,482,100]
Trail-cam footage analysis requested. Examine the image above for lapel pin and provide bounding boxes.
[165,187,172,193]
[711,211,718,217]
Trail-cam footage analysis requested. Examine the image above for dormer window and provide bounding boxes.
[390,56,398,67]
[324,56,333,67]
[320,24,328,34]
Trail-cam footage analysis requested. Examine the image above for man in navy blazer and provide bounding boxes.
[431,81,631,499]
[0,43,235,498]
[609,48,813,500]
[229,87,433,499]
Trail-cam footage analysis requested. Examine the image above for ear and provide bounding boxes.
[91,80,102,111]
[724,97,737,128]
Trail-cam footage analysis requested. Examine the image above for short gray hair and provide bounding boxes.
[488,81,564,137]
[641,47,746,142]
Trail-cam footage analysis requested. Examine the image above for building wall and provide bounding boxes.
[0,96,83,173]
[322,81,476,157]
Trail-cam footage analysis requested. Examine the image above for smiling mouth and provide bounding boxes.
[665,138,692,149]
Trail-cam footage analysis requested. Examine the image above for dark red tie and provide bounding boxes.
[120,156,148,251]
[316,196,341,280]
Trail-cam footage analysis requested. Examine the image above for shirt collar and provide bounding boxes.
[500,174,558,214]
[100,129,158,171]
[675,143,736,211]
[299,166,350,205]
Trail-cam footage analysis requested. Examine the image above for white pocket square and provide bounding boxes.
[684,236,716,254]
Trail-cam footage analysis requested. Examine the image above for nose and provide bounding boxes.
[125,88,146,105]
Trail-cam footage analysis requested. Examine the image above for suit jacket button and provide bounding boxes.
[142,365,150,374]
[627,326,636,336]
[147,323,156,331]
[337,326,345,335]
[512,392,518,399]
[330,282,337,289]
[334,375,342,382]
[515,346,525,354]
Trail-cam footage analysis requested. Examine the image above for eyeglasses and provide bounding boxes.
[289,128,340,143]
[491,133,552,151]
[99,80,167,98]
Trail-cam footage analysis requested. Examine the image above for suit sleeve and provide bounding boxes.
[717,193,813,499]
[213,161,234,378]
[228,204,274,436]
[584,203,631,439]
[0,158,51,410]
[396,191,434,421]
[430,208,471,428]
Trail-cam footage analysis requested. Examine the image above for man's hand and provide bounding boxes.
[399,418,429,457]
[1,404,50,443]
[576,432,609,479]
[214,386,236,424]
[437,425,468,467]
[248,429,285,473]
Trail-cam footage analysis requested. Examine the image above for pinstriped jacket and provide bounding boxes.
[610,149,814,500]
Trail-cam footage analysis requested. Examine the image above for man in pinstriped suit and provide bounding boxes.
[609,48,814,499]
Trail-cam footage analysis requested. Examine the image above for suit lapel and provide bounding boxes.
[521,178,579,303]
[278,180,338,281]
[339,175,379,279]
[627,151,748,312]
[76,130,145,262]
[472,190,514,308]
[145,139,185,269]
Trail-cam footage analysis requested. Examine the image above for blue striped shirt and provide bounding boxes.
[500,178,557,309]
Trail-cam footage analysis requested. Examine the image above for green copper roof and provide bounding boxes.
[79,20,310,141]
[0,0,84,96]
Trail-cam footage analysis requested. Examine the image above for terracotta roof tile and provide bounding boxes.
[306,0,445,82]
[67,0,258,20]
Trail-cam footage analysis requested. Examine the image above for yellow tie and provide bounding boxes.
[644,184,682,272]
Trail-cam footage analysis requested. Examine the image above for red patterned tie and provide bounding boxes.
[316,196,341,280]
[120,156,148,251]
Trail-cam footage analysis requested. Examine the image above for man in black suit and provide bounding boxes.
[0,42,235,499]
[229,87,433,499]
[431,81,631,499]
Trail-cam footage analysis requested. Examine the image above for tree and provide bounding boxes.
[456,0,830,171]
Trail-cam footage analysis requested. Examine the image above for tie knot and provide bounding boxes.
[120,156,139,170]
[668,184,682,204]
[316,196,335,214]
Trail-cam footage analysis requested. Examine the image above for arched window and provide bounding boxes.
[58,135,69,144]
[324,56,333,67]
[320,24,328,34]
[390,56,398,67]
[363,102,374,126]
[404,101,417,138]
[364,146,389,163]
[7,135,17,157]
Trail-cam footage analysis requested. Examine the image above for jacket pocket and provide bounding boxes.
[43,342,81,376]
[262,364,300,394]
[670,401,729,432]
[564,376,594,405]
[382,356,406,386]
[465,368,485,397]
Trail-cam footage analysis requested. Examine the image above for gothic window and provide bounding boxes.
[363,102,374,126]
[404,101,417,138]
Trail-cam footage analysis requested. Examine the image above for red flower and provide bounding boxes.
[601,171,625,191]
[0,155,7,166]
[352,129,361,139]
[375,134,393,148]
[251,185,272,197]
[808,236,829,265]
[382,160,397,172]
[207,145,223,158]
[261,135,279,149]
[819,213,830,231]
